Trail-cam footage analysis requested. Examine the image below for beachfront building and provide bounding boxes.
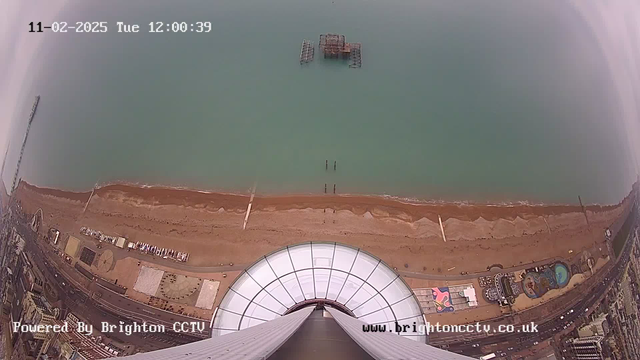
[568,336,606,360]
[114,243,474,359]
[56,314,116,359]
[10,291,57,358]
[22,291,55,340]
[578,313,609,338]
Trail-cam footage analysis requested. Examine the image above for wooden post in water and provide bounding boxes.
[334,161,337,171]
[326,160,328,170]
[333,184,336,194]
[325,184,327,193]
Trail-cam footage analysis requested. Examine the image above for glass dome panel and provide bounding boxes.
[314,268,331,298]
[350,252,379,280]
[232,272,262,300]
[289,243,312,270]
[381,277,413,304]
[368,264,398,290]
[326,270,348,300]
[213,309,242,330]
[218,290,249,314]
[266,249,294,276]
[331,246,359,272]
[352,293,390,318]
[247,259,277,287]
[245,302,279,322]
[358,306,395,324]
[390,296,422,319]
[297,269,315,299]
[311,243,335,267]
[345,282,377,309]
[336,275,364,304]
[280,273,305,302]
[253,289,287,315]
[265,280,296,308]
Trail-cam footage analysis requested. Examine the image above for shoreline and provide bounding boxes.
[14,178,632,278]
[18,180,636,223]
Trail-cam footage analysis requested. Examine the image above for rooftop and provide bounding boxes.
[212,242,426,342]
[28,292,52,316]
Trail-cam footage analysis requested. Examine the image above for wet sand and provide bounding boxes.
[14,181,635,274]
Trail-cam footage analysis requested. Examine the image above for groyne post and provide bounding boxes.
[578,196,590,228]
[438,215,447,242]
[83,182,98,214]
[543,217,551,234]
[243,183,257,230]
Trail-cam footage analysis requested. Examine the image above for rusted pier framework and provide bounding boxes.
[319,34,348,59]
[318,34,362,68]
[349,43,362,68]
[299,40,315,64]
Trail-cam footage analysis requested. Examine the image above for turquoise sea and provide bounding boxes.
[3,0,637,204]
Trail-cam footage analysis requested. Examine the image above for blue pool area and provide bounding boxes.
[554,263,570,288]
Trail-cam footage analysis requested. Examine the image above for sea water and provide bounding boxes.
[4,0,637,204]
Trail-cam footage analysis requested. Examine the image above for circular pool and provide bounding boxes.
[554,263,570,288]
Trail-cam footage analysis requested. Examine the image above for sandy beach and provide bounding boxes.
[28,182,628,221]
[14,181,634,275]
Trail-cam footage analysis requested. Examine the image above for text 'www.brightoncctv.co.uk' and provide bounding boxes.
[363,321,539,335]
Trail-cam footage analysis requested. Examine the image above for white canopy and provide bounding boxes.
[212,242,426,342]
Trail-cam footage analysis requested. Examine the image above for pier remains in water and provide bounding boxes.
[299,34,362,68]
[300,40,315,64]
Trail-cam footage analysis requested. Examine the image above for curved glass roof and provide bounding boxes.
[212,242,426,342]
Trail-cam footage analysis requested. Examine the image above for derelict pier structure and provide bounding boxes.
[299,34,362,68]
[299,40,315,64]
